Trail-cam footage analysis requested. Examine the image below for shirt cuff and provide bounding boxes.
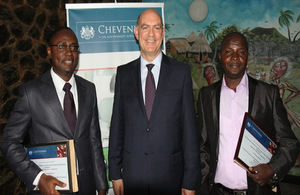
[33,171,44,187]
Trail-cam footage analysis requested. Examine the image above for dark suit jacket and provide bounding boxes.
[0,70,108,194]
[108,54,201,195]
[197,75,300,195]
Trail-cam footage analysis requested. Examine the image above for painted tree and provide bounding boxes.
[204,21,218,62]
[278,9,294,42]
[214,24,240,52]
[164,23,171,40]
[292,14,300,42]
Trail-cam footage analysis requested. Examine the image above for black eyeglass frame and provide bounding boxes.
[49,44,80,52]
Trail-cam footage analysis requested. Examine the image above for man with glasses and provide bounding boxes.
[0,27,108,195]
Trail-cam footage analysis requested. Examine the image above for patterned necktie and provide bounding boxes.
[145,64,156,120]
[63,83,76,134]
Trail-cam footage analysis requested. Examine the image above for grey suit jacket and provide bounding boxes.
[109,54,201,194]
[198,75,300,194]
[0,70,108,194]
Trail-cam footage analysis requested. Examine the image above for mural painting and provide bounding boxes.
[145,0,300,178]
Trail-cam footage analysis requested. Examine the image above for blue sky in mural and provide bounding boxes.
[144,0,300,41]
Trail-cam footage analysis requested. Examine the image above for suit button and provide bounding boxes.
[146,128,150,132]
[144,152,148,156]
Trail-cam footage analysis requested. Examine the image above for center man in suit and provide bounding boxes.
[108,9,201,195]
[0,27,108,195]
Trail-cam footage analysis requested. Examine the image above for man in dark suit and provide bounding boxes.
[197,32,300,194]
[0,27,108,195]
[108,9,201,195]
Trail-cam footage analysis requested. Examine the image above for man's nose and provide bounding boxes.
[231,52,238,60]
[65,47,73,55]
[148,27,154,35]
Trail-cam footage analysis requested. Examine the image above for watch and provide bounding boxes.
[270,173,279,188]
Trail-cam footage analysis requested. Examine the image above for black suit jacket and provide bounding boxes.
[108,54,201,194]
[197,75,300,194]
[0,70,108,194]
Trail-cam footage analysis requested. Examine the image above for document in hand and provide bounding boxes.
[234,113,278,173]
[26,140,78,192]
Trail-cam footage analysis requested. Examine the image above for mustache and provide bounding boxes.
[228,63,242,66]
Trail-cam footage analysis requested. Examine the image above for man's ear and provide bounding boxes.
[47,46,52,58]
[134,26,139,41]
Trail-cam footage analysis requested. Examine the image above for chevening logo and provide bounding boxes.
[247,122,251,128]
[80,26,95,40]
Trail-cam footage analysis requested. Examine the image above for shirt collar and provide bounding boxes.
[222,72,248,90]
[50,68,76,91]
[140,52,162,69]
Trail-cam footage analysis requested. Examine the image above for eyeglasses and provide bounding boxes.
[50,44,80,52]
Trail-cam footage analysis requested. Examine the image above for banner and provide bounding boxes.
[66,3,164,191]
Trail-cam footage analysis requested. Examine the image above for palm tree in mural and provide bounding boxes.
[204,21,218,62]
[292,14,300,42]
[278,9,294,42]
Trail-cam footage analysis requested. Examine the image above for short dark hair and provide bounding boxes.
[221,32,248,51]
[49,27,76,45]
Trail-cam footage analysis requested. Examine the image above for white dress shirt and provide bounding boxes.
[51,68,78,116]
[140,52,162,103]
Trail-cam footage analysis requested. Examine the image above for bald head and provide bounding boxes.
[134,8,165,62]
[136,9,163,27]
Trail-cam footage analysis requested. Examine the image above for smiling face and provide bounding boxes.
[219,33,248,82]
[134,9,165,62]
[47,28,79,81]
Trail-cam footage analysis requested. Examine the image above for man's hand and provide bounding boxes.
[182,188,196,195]
[248,164,275,186]
[38,174,66,195]
[112,179,124,195]
[98,189,107,195]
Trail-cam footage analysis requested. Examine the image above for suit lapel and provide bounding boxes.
[131,58,148,120]
[213,82,221,133]
[39,71,73,137]
[248,75,258,117]
[212,80,222,155]
[74,75,86,137]
[149,55,171,123]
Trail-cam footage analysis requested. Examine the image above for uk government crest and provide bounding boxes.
[80,26,95,40]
